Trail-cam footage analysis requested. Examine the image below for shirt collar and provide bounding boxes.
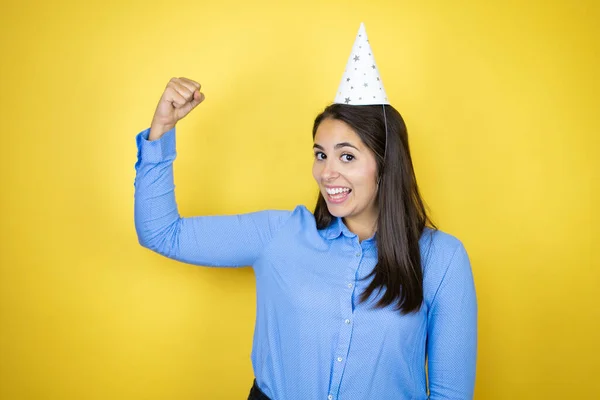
[320,218,378,249]
[320,217,352,240]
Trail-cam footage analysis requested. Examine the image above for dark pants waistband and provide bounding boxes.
[248,379,271,400]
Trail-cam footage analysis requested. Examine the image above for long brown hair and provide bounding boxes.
[313,104,436,313]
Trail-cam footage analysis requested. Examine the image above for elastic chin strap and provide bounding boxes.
[378,104,388,186]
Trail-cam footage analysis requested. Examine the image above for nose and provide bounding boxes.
[320,159,339,182]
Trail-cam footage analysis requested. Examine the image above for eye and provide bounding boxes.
[341,153,355,162]
[314,151,326,160]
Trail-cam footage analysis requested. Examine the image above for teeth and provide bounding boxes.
[326,187,350,195]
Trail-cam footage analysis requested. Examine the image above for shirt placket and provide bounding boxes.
[327,246,363,400]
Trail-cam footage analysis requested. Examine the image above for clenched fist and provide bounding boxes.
[149,77,205,141]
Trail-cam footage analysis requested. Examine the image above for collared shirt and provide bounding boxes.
[134,127,477,399]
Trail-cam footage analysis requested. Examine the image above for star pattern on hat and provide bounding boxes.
[334,23,389,105]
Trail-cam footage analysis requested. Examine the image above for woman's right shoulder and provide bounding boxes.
[252,205,317,240]
[262,205,315,228]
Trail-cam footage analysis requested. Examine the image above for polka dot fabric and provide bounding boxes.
[134,128,477,399]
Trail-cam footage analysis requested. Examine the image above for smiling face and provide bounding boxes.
[312,118,380,233]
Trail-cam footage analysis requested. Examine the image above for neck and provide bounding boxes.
[343,214,378,242]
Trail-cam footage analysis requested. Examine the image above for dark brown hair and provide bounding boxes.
[313,103,435,313]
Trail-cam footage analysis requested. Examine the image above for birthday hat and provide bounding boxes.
[334,23,389,105]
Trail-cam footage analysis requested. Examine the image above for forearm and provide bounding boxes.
[134,127,181,254]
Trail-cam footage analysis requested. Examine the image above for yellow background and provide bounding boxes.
[1,0,598,398]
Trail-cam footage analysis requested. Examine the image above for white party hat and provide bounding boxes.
[334,22,389,105]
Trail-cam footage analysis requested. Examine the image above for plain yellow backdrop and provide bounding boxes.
[1,0,598,399]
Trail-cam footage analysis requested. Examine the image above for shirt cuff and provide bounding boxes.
[135,126,177,163]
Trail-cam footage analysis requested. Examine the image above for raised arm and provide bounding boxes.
[134,78,290,267]
[426,242,478,399]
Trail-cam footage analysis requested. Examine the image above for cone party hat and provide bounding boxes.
[334,23,389,105]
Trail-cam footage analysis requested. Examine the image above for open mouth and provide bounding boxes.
[325,187,352,203]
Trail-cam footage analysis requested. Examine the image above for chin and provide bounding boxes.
[325,203,351,218]
[327,209,345,218]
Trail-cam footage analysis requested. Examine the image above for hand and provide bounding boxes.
[149,77,205,140]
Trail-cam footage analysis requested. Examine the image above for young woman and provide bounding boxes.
[134,75,477,399]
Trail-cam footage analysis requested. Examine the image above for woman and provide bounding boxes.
[134,24,476,400]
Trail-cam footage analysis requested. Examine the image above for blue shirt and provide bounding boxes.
[134,127,477,399]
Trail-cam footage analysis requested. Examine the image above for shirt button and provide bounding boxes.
[337,357,343,362]
[345,319,351,324]
[355,252,361,257]
[328,396,333,400]
[347,283,353,289]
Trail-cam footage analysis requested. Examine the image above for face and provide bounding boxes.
[312,118,379,228]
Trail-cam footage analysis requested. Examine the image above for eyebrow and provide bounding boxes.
[313,142,360,151]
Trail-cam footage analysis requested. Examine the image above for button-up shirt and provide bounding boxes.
[134,127,477,399]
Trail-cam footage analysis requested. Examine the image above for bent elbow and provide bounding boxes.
[134,218,180,257]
